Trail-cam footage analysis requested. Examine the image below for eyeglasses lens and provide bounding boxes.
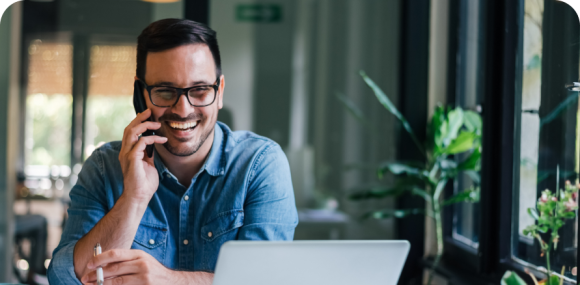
[151,86,215,107]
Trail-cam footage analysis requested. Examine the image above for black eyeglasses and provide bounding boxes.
[138,77,220,107]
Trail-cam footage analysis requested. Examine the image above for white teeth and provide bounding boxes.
[169,121,197,130]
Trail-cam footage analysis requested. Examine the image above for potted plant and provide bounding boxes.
[340,71,482,284]
[501,182,578,285]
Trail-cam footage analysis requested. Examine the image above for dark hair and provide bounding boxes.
[136,18,221,80]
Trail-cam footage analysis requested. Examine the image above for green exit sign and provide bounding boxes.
[236,4,282,23]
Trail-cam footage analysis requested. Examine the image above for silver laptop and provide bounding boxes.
[213,240,410,285]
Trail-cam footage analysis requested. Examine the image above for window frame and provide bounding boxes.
[441,0,486,274]
[502,0,579,281]
[438,0,580,284]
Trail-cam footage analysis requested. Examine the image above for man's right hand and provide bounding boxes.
[72,111,165,280]
[119,109,167,204]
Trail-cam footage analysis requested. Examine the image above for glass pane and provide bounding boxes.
[451,0,484,248]
[515,0,578,280]
[84,45,136,159]
[25,41,73,171]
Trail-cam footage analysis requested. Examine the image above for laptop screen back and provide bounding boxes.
[213,240,410,285]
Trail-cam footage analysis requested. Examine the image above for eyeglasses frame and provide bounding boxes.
[137,77,220,108]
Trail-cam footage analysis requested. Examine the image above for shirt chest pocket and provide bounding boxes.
[200,210,244,271]
[132,223,168,262]
[201,209,244,242]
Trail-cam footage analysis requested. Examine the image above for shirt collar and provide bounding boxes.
[153,122,226,180]
[204,122,226,176]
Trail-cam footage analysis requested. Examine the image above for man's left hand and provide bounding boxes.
[81,249,180,285]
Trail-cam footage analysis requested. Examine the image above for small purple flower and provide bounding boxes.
[540,193,549,203]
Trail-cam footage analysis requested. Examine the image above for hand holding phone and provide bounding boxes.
[119,109,166,202]
[117,80,167,203]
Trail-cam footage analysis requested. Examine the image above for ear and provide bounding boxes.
[217,75,225,110]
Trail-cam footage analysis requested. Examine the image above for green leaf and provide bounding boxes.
[443,187,480,206]
[500,271,527,285]
[439,168,458,180]
[349,186,407,200]
[538,216,550,227]
[549,275,560,285]
[537,225,548,233]
[464,170,481,184]
[409,187,431,202]
[540,92,580,127]
[336,93,371,128]
[523,224,538,236]
[445,107,464,144]
[363,208,424,219]
[457,148,481,171]
[378,162,428,179]
[360,71,425,156]
[527,208,539,220]
[561,211,576,218]
[429,105,446,153]
[443,131,477,154]
[522,229,529,235]
[349,176,427,201]
[463,111,482,133]
[438,159,457,170]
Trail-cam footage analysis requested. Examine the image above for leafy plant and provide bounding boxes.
[501,182,578,285]
[341,71,482,285]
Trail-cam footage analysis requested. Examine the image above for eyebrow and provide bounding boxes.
[151,80,213,87]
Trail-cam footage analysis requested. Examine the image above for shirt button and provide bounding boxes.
[166,173,171,179]
[149,239,155,245]
[184,195,189,201]
[183,239,189,245]
[208,232,213,238]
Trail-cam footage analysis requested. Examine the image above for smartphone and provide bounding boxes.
[133,80,155,158]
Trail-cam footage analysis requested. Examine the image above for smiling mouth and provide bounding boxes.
[167,121,199,130]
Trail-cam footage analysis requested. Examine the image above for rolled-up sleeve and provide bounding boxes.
[47,149,108,284]
[237,143,299,240]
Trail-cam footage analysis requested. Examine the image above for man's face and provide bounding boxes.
[143,44,224,156]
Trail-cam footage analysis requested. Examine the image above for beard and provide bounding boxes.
[155,112,215,157]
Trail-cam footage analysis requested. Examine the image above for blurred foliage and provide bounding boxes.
[85,95,134,159]
[26,93,134,166]
[501,271,528,285]
[521,183,578,284]
[26,94,72,166]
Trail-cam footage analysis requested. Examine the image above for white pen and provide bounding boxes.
[94,243,104,285]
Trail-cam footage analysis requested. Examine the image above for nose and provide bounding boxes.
[171,94,194,117]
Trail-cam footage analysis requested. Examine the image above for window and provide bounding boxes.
[84,44,136,159]
[24,38,73,197]
[513,0,578,281]
[450,0,485,249]
[437,1,580,284]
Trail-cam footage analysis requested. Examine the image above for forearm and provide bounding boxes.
[73,194,147,279]
[172,271,214,285]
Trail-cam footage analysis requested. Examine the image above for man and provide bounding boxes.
[47,19,298,285]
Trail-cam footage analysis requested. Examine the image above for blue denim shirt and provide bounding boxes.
[47,122,298,284]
